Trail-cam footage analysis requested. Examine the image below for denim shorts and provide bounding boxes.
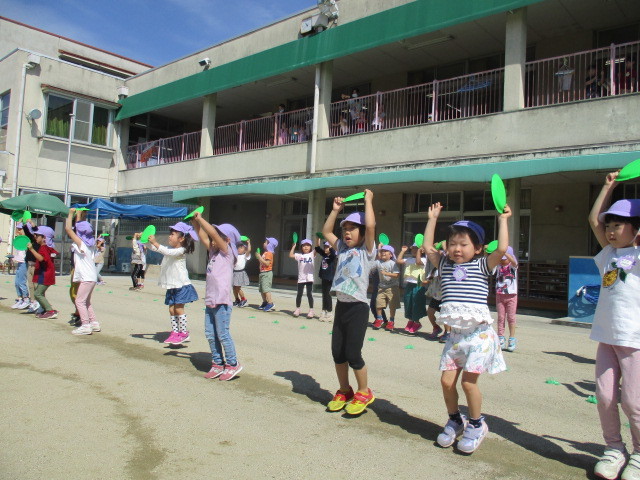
[165,284,199,305]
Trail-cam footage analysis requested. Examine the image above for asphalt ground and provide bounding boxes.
[0,273,621,480]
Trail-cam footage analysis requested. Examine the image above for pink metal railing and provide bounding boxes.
[525,40,640,107]
[125,131,201,169]
[213,107,313,155]
[329,68,504,137]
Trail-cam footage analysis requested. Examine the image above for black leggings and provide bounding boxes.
[296,282,314,308]
[131,263,145,287]
[331,301,369,370]
[321,279,333,312]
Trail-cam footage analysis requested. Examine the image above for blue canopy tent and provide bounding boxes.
[71,199,187,220]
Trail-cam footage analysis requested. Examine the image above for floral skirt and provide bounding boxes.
[439,323,507,374]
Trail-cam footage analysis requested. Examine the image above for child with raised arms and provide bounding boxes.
[289,238,316,318]
[27,226,58,319]
[315,238,337,321]
[233,238,251,308]
[323,189,377,415]
[396,243,428,334]
[192,212,243,381]
[372,244,400,332]
[256,237,278,312]
[588,171,640,480]
[147,222,198,346]
[423,202,509,453]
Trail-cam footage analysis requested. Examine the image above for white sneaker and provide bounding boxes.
[19,299,31,309]
[72,325,93,335]
[90,322,101,332]
[595,448,627,479]
[28,301,40,313]
[11,299,22,309]
[437,415,467,448]
[622,452,640,480]
[457,420,489,454]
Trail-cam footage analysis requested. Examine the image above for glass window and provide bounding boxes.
[0,90,9,151]
[45,93,112,146]
[463,190,485,211]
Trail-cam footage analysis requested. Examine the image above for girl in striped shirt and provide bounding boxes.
[422,202,511,454]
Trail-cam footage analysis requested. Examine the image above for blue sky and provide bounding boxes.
[1,0,316,66]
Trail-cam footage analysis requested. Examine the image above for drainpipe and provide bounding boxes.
[309,64,321,174]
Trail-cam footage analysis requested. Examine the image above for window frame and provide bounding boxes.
[43,92,114,148]
[0,90,10,151]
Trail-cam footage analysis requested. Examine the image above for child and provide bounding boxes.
[233,238,251,307]
[423,203,509,454]
[65,209,99,335]
[315,238,337,321]
[95,237,106,285]
[11,223,30,310]
[130,233,145,290]
[21,220,40,313]
[396,244,428,334]
[289,238,316,318]
[256,237,278,312]
[323,189,377,415]
[495,246,519,352]
[147,222,198,346]
[587,171,640,480]
[372,245,400,332]
[192,213,243,381]
[27,226,58,319]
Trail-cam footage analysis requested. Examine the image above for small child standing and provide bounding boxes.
[11,223,30,310]
[372,245,400,332]
[315,238,337,321]
[256,237,278,312]
[324,189,377,415]
[130,233,145,290]
[27,226,58,319]
[423,203,509,454]
[192,212,243,381]
[289,238,316,318]
[233,238,251,307]
[94,237,106,285]
[65,209,99,335]
[495,246,519,352]
[587,171,640,480]
[147,222,198,346]
[396,244,428,334]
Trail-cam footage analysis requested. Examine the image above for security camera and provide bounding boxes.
[198,57,211,67]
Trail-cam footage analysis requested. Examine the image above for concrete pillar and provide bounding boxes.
[307,189,327,285]
[317,61,333,139]
[506,178,521,255]
[114,117,129,194]
[503,8,527,111]
[200,93,217,157]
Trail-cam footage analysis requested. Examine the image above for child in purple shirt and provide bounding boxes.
[192,212,242,381]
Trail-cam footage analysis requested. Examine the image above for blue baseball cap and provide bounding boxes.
[452,220,485,245]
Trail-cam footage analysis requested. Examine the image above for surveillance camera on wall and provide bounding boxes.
[199,57,211,67]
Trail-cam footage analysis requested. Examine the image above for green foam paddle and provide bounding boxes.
[491,173,507,213]
[184,205,204,220]
[486,240,498,254]
[434,240,445,251]
[617,158,640,182]
[256,247,261,254]
[414,233,424,246]
[292,232,298,244]
[100,233,110,237]
[22,211,32,221]
[126,235,133,240]
[343,192,365,203]
[12,235,30,251]
[139,225,156,243]
[315,232,324,239]
[379,233,389,245]
[76,207,90,211]
[11,210,24,222]
[586,395,598,404]
[240,235,249,241]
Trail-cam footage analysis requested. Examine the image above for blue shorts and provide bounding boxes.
[165,284,199,305]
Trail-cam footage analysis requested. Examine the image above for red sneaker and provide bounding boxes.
[372,318,384,329]
[327,386,354,411]
[385,321,395,332]
[404,321,416,333]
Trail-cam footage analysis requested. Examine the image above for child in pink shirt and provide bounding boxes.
[289,238,316,318]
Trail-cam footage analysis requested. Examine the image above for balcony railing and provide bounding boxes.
[124,40,639,170]
[525,40,639,107]
[125,131,201,169]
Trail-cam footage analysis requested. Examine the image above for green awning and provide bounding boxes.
[172,150,640,202]
[117,0,543,121]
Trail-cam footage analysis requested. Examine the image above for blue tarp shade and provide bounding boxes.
[72,199,187,219]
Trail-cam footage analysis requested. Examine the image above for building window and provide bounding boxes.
[44,93,113,147]
[0,91,10,151]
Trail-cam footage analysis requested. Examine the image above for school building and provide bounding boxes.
[2,1,640,309]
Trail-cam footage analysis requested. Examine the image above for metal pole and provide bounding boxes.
[64,113,76,206]
[309,64,321,174]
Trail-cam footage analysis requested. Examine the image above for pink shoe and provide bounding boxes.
[219,363,243,381]
[404,321,416,333]
[170,332,188,345]
[293,308,300,317]
[179,331,190,343]
[412,322,423,334]
[164,331,180,344]
[204,363,225,379]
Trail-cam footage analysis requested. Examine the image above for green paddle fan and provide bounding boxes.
[343,192,365,203]
[292,232,298,244]
[12,235,30,251]
[184,205,204,220]
[11,210,24,222]
[491,174,507,213]
[126,235,133,240]
[617,158,640,182]
[76,207,90,211]
[240,235,249,242]
[486,240,498,254]
[22,211,32,221]
[139,225,156,243]
[414,233,424,246]
[256,247,261,255]
[315,232,324,239]
[379,233,389,246]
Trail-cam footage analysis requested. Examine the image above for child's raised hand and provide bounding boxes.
[364,189,373,202]
[332,197,344,212]
[401,245,408,252]
[26,242,32,250]
[428,202,443,219]
[68,208,76,217]
[192,211,202,221]
[147,235,155,243]
[605,171,619,186]
[500,204,512,219]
